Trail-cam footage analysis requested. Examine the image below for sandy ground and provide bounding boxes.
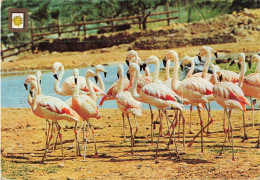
[2,39,260,74]
[1,108,260,179]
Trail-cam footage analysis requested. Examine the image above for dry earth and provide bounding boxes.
[1,108,260,179]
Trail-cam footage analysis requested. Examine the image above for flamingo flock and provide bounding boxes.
[24,47,260,164]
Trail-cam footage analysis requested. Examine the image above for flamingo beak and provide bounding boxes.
[117,73,119,79]
[248,61,252,69]
[127,72,130,80]
[230,60,235,66]
[238,63,241,69]
[180,64,184,71]
[252,99,256,106]
[214,52,218,58]
[219,74,223,82]
[140,64,143,72]
[40,80,42,84]
[163,59,167,67]
[53,74,58,80]
[94,76,98,83]
[74,78,77,85]
[198,55,202,62]
[104,72,107,78]
[125,60,129,66]
[29,90,33,97]
[142,63,147,72]
[24,84,28,90]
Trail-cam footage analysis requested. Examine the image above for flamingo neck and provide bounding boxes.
[202,53,211,78]
[118,72,124,94]
[54,65,65,95]
[239,61,247,88]
[165,60,170,80]
[131,67,141,100]
[145,68,150,77]
[171,58,180,90]
[210,63,218,84]
[73,79,80,97]
[36,75,42,95]
[186,60,195,78]
[96,71,105,91]
[32,86,38,111]
[152,59,160,83]
[256,58,260,73]
[86,76,97,101]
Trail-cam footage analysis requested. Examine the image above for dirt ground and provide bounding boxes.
[1,108,260,179]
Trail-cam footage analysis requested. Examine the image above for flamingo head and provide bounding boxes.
[73,68,79,84]
[180,56,193,71]
[198,46,218,62]
[36,70,42,85]
[86,69,98,83]
[117,64,124,80]
[126,50,138,66]
[96,64,107,78]
[52,62,63,80]
[145,66,150,76]
[248,54,260,69]
[163,50,178,67]
[29,80,38,98]
[24,75,37,90]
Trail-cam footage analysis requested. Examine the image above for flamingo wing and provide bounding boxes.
[182,77,213,96]
[244,73,260,88]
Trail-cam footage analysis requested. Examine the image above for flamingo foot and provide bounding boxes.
[187,140,194,148]
[164,131,170,137]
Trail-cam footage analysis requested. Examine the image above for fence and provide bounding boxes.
[1,10,178,61]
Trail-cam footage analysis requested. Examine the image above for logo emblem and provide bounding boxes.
[8,8,28,32]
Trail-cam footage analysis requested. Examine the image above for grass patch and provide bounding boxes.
[44,165,59,174]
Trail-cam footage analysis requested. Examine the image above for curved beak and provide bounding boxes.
[140,64,143,72]
[238,63,241,70]
[126,72,130,80]
[53,74,58,80]
[94,76,98,83]
[40,80,42,84]
[117,73,119,79]
[104,72,107,78]
[180,64,184,71]
[163,59,167,67]
[29,90,33,97]
[219,74,223,82]
[198,55,202,62]
[230,60,235,66]
[125,60,129,66]
[74,78,77,85]
[248,61,251,69]
[24,83,28,90]
[142,63,147,72]
[214,52,218,58]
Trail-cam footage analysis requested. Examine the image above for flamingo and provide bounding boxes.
[115,64,142,153]
[125,50,142,66]
[128,62,184,162]
[52,62,103,96]
[144,66,151,77]
[71,68,101,160]
[30,71,82,163]
[210,59,250,160]
[163,50,214,153]
[238,53,260,136]
[95,64,107,92]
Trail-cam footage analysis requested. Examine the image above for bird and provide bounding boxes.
[115,64,142,153]
[30,71,81,163]
[95,64,107,92]
[71,68,101,160]
[125,50,142,66]
[163,50,214,153]
[128,62,184,162]
[24,75,37,106]
[52,62,103,96]
[238,53,260,136]
[210,58,250,161]
[144,66,151,77]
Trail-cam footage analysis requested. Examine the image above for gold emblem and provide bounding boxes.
[12,15,23,27]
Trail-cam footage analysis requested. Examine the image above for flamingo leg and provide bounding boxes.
[89,122,98,157]
[181,111,186,149]
[126,114,134,154]
[197,106,204,153]
[134,115,138,138]
[83,121,88,161]
[166,110,178,150]
[227,110,235,160]
[149,105,154,144]
[74,122,81,156]
[189,106,194,134]
[241,111,248,142]
[41,122,54,163]
[164,110,170,136]
[163,110,179,158]
[219,109,228,156]
[45,120,51,148]
[155,110,162,162]
[207,103,211,135]
[56,122,64,162]
[178,111,181,141]
[122,113,126,140]
[54,126,59,151]
[250,97,255,129]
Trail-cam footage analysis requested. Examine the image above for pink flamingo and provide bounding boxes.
[129,62,184,162]
[52,62,103,96]
[163,50,215,153]
[30,71,82,163]
[116,64,142,153]
[71,69,101,160]
[125,50,142,66]
[210,61,250,160]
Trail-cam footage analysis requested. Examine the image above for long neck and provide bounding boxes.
[36,76,42,95]
[73,79,80,97]
[131,68,141,100]
[171,58,180,90]
[117,73,124,94]
[96,71,105,91]
[239,61,247,88]
[210,63,218,84]
[54,65,65,95]
[152,60,160,83]
[86,76,97,101]
[186,60,195,78]
[202,53,211,78]
[256,58,260,73]
[32,87,38,111]
[165,60,170,80]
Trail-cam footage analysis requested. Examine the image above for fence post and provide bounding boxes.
[83,16,87,38]
[111,18,114,32]
[1,43,4,61]
[30,19,34,54]
[166,0,170,26]
[57,18,61,38]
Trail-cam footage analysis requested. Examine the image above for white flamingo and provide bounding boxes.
[129,62,184,162]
